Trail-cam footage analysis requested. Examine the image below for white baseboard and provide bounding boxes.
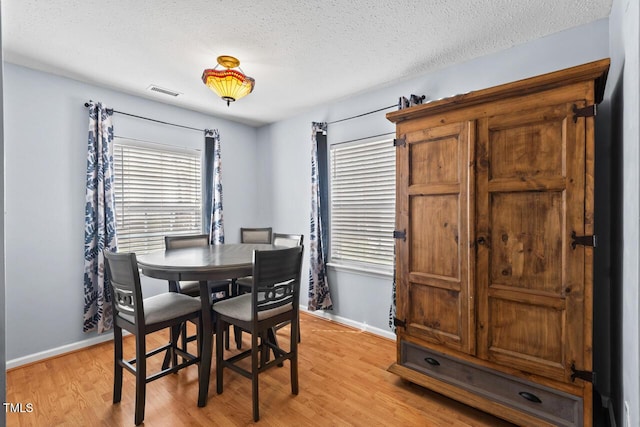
[7,310,395,369]
[6,332,116,370]
[300,305,396,340]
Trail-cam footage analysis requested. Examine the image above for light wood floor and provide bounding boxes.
[6,313,514,426]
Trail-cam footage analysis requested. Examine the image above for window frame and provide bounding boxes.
[327,136,396,277]
[112,137,204,254]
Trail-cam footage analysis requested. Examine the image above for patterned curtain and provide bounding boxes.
[83,101,117,333]
[205,129,224,244]
[308,122,333,310]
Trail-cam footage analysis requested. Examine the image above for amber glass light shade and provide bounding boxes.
[202,56,255,106]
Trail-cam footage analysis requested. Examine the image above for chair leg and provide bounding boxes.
[181,322,189,353]
[234,325,243,349]
[266,328,282,366]
[251,331,260,422]
[113,325,123,404]
[170,324,181,367]
[231,278,238,296]
[196,317,203,360]
[161,324,181,370]
[134,331,146,426]
[259,331,268,368]
[291,315,299,395]
[230,279,244,350]
[274,319,301,343]
[195,316,204,403]
[215,318,225,395]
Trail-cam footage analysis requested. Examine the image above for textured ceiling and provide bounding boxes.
[3,0,612,126]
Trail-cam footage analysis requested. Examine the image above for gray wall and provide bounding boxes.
[3,63,261,363]
[257,19,611,337]
[1,0,7,424]
[607,0,640,425]
[4,14,639,427]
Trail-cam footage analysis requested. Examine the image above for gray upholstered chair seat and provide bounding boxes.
[213,293,292,322]
[177,280,200,297]
[118,292,201,325]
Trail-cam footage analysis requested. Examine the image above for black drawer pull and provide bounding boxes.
[519,391,542,404]
[424,357,440,366]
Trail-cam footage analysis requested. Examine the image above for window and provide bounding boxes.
[113,138,202,254]
[329,138,396,271]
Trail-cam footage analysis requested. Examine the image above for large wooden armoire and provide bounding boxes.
[387,59,609,427]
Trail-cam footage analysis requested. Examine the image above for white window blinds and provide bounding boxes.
[329,138,396,269]
[113,138,202,254]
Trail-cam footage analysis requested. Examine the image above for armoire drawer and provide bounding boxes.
[401,341,583,427]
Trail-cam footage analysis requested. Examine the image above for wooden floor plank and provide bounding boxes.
[6,313,514,426]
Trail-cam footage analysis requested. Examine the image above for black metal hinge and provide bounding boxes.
[393,230,406,241]
[571,363,596,384]
[394,137,406,147]
[571,231,597,249]
[573,104,597,123]
[393,318,406,328]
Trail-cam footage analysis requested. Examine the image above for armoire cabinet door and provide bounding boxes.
[396,121,475,354]
[475,99,590,383]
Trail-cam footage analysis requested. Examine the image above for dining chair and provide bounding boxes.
[230,227,274,347]
[164,234,232,350]
[235,233,301,292]
[236,233,304,344]
[273,234,305,341]
[240,227,273,244]
[104,251,202,426]
[214,245,304,422]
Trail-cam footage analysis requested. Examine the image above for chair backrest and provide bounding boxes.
[272,233,304,248]
[252,246,303,319]
[241,227,272,244]
[104,251,144,325]
[165,234,209,249]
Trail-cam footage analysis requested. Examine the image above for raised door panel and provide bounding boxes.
[396,121,474,354]
[476,100,589,384]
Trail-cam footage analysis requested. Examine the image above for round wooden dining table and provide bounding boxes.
[136,243,280,407]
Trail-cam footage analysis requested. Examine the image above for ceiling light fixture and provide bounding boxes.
[201,55,255,106]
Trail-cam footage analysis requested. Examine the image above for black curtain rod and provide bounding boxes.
[84,102,210,133]
[332,132,396,146]
[327,104,397,125]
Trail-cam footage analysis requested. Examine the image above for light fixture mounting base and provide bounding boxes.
[217,55,240,68]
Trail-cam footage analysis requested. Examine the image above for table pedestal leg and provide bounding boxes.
[198,280,213,407]
[161,280,182,370]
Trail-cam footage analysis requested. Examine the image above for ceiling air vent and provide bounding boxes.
[147,84,182,97]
